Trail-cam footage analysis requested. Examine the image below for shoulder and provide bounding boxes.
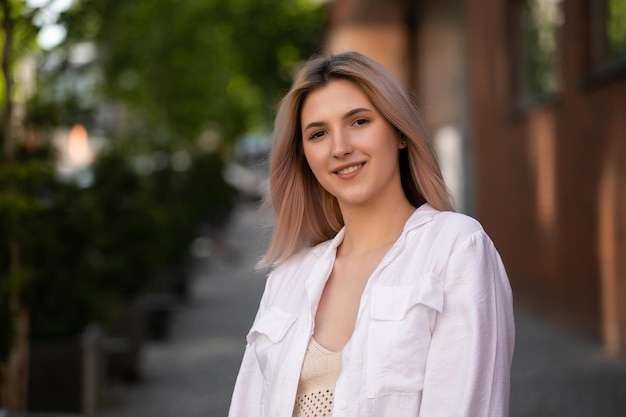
[269,238,332,278]
[417,208,487,251]
[403,209,509,292]
[423,211,506,280]
[430,210,483,237]
[400,206,500,272]
[262,238,333,298]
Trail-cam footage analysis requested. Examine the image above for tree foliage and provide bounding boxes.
[0,0,326,363]
[58,0,326,144]
[0,0,44,365]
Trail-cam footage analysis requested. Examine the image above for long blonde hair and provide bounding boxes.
[260,51,452,268]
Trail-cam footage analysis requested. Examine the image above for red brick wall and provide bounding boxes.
[467,0,626,339]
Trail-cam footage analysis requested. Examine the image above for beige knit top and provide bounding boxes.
[292,338,342,417]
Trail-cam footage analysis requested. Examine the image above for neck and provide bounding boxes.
[338,196,416,257]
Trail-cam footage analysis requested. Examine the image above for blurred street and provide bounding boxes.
[98,200,271,417]
[97,200,626,417]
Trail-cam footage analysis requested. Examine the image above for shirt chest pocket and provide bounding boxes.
[246,307,298,377]
[366,274,443,398]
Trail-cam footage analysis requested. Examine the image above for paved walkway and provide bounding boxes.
[511,308,626,416]
[98,201,626,417]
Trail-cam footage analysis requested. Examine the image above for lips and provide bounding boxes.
[334,163,364,175]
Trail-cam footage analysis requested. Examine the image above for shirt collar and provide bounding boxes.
[310,202,437,258]
[404,202,437,232]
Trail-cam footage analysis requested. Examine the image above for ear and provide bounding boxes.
[399,134,408,149]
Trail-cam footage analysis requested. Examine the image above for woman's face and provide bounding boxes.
[300,79,405,209]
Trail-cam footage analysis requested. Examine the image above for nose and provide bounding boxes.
[329,130,353,159]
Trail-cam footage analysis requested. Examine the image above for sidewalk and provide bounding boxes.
[511,307,626,416]
[97,200,626,417]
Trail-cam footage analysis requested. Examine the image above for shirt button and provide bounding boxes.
[337,400,346,410]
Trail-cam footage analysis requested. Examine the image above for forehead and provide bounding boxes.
[300,79,374,123]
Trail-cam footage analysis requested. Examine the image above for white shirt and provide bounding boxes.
[228,204,515,417]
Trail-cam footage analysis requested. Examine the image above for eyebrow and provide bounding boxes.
[302,107,372,132]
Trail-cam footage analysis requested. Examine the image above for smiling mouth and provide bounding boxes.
[335,163,363,175]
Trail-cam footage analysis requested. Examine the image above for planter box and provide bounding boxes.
[28,339,82,413]
[106,302,144,383]
[138,293,176,341]
[27,327,106,416]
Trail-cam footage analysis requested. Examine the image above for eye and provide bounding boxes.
[308,130,325,140]
[353,118,369,126]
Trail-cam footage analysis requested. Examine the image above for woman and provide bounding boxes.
[228,51,514,417]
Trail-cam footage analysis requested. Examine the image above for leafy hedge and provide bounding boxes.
[0,144,236,352]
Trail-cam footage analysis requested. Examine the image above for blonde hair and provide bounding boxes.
[260,51,452,268]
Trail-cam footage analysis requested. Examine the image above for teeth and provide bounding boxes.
[337,164,363,175]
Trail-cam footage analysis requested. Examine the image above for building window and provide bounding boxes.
[511,0,564,106]
[590,0,626,71]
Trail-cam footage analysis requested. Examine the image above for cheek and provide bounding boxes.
[303,146,324,174]
[303,149,333,190]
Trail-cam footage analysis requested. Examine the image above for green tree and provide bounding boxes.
[0,0,44,410]
[608,0,626,61]
[59,0,326,145]
[1,0,325,409]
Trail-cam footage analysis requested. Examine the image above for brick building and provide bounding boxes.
[323,0,626,355]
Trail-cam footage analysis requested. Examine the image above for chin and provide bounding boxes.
[335,195,371,207]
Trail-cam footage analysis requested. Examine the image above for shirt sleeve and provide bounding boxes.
[418,230,515,417]
[228,280,270,417]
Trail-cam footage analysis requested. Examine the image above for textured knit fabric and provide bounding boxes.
[292,338,342,417]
